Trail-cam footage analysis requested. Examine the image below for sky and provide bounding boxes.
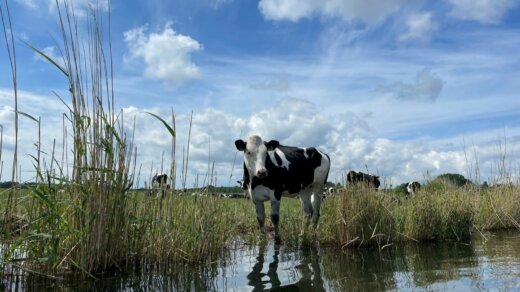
[1,0,520,188]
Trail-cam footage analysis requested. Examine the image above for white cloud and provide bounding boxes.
[446,0,516,24]
[2,87,519,188]
[17,0,109,17]
[124,23,203,89]
[399,12,437,42]
[381,68,445,102]
[15,0,37,9]
[258,0,411,23]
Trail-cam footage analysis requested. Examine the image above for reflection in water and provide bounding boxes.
[246,241,325,291]
[3,231,520,291]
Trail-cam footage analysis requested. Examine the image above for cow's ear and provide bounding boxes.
[265,140,279,151]
[235,139,246,151]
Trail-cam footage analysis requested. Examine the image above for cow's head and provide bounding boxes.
[235,135,279,179]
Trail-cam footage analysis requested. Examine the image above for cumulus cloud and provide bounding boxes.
[124,23,202,88]
[446,0,516,24]
[258,0,411,23]
[2,88,518,188]
[399,12,437,42]
[381,68,445,102]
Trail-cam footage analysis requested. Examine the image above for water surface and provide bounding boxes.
[2,231,520,291]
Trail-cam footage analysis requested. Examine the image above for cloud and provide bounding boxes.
[446,0,516,24]
[249,78,291,92]
[381,68,445,102]
[2,87,519,188]
[17,0,109,17]
[33,46,65,68]
[15,0,37,9]
[124,23,203,89]
[258,0,410,23]
[399,12,438,42]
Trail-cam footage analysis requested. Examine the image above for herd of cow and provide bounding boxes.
[149,135,422,242]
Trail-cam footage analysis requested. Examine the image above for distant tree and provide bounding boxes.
[435,173,472,187]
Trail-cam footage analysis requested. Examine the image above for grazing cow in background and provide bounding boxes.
[152,173,170,197]
[235,135,331,241]
[322,186,335,200]
[347,170,380,189]
[405,181,421,195]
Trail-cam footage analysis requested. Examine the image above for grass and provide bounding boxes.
[2,181,520,277]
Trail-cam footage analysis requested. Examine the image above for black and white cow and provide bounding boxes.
[151,173,170,197]
[346,170,380,189]
[322,186,335,200]
[235,135,331,240]
[404,181,421,195]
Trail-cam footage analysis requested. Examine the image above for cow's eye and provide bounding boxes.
[246,151,251,156]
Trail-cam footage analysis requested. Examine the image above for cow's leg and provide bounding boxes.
[310,185,323,232]
[255,201,266,233]
[270,199,281,243]
[299,193,313,237]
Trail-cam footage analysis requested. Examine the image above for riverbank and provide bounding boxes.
[1,182,519,277]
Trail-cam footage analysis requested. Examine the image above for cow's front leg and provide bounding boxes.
[271,199,281,243]
[255,201,266,233]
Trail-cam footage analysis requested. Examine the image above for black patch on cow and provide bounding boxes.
[274,152,283,166]
[247,145,325,200]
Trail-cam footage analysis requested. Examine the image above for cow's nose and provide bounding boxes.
[257,169,267,178]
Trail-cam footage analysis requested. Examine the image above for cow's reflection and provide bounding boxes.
[247,241,281,291]
[247,241,325,291]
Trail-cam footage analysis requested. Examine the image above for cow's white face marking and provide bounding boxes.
[235,135,279,180]
[244,135,269,179]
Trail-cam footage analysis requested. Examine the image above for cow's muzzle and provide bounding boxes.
[256,169,268,178]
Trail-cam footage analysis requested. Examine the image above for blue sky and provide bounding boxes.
[1,0,520,187]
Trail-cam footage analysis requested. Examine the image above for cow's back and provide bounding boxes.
[267,146,327,194]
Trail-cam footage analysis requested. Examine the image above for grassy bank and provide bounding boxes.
[2,182,520,277]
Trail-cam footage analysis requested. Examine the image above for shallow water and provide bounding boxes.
[2,231,520,291]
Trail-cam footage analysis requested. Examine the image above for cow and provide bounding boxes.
[151,173,170,197]
[235,135,331,241]
[404,181,421,195]
[346,170,380,189]
[322,186,335,200]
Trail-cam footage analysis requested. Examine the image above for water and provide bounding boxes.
[2,231,520,291]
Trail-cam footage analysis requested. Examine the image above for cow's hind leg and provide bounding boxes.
[310,184,323,232]
[299,193,313,237]
[255,202,266,233]
[271,199,281,243]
